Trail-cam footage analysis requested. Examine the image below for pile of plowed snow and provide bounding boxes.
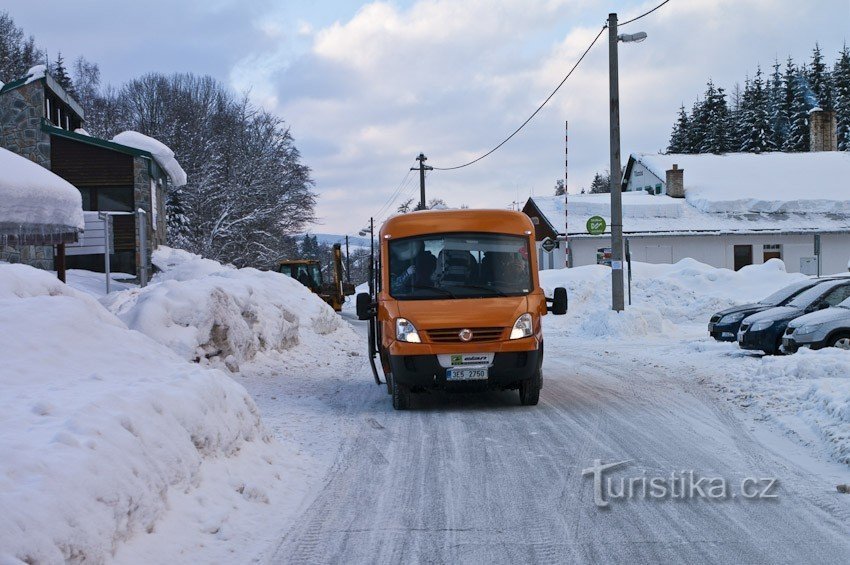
[0,264,289,563]
[102,247,359,371]
[539,258,807,338]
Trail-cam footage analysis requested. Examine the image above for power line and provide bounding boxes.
[431,25,607,171]
[620,0,672,26]
[427,0,673,172]
[372,168,414,220]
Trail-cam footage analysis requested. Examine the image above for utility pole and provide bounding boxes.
[345,235,351,284]
[411,153,433,210]
[368,217,375,295]
[608,12,625,312]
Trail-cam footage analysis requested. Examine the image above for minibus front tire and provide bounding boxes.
[519,369,542,406]
[391,374,411,410]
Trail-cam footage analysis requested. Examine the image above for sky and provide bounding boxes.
[4,0,849,234]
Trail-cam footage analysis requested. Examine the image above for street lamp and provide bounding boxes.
[608,13,646,312]
[358,217,375,295]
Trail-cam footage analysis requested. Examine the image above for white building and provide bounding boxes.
[524,151,850,275]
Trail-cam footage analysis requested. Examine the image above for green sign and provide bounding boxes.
[586,216,606,235]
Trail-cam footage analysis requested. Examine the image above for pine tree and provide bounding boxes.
[667,104,691,153]
[51,51,74,94]
[699,80,732,153]
[833,44,850,151]
[785,63,812,151]
[739,67,775,152]
[767,59,787,150]
[554,179,566,196]
[589,171,611,193]
[689,97,708,153]
[808,43,833,111]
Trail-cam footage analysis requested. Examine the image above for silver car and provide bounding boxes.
[783,296,850,352]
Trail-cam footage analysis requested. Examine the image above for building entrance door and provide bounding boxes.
[734,245,753,271]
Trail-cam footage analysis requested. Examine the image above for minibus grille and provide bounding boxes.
[425,327,506,343]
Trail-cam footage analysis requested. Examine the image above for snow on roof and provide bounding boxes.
[0,148,84,242]
[23,64,46,85]
[633,152,850,214]
[530,188,850,238]
[111,131,187,187]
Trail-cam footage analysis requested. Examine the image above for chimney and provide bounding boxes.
[666,164,684,198]
[809,108,837,152]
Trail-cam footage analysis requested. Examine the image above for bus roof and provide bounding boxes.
[379,209,535,240]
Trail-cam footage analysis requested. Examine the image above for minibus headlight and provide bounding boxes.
[395,318,421,343]
[510,313,534,340]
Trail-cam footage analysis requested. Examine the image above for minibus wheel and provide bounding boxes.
[519,369,542,406]
[391,375,410,410]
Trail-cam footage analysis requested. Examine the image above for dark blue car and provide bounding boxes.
[708,279,821,341]
[737,279,850,354]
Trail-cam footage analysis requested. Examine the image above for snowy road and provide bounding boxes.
[252,319,850,564]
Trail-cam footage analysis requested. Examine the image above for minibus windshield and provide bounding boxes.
[388,232,532,299]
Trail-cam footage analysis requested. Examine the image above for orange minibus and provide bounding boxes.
[357,209,567,410]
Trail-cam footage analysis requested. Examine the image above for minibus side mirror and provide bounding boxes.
[356,292,375,320]
[548,287,568,315]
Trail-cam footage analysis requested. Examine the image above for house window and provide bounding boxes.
[734,245,753,271]
[77,187,134,212]
[763,244,782,262]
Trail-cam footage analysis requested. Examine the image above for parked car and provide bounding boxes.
[708,279,823,341]
[782,296,850,353]
[737,279,850,354]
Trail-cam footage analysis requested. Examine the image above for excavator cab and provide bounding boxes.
[278,260,323,292]
[277,244,355,312]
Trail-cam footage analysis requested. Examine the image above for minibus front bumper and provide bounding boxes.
[388,346,541,391]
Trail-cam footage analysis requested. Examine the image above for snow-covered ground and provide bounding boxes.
[4,252,849,563]
[538,258,850,468]
[0,250,360,564]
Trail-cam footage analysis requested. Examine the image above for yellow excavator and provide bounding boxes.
[277,243,355,311]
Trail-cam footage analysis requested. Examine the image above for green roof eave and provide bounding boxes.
[41,121,154,160]
[0,75,42,95]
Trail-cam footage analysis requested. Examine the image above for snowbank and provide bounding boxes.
[102,247,359,371]
[0,147,84,238]
[112,131,187,187]
[0,264,285,563]
[689,343,850,465]
[540,258,806,337]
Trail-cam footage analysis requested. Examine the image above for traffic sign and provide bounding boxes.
[541,238,558,253]
[586,216,606,235]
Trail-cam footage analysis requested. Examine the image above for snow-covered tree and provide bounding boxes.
[767,59,788,150]
[667,105,691,153]
[50,52,74,94]
[554,179,566,196]
[589,171,610,194]
[808,43,833,111]
[697,80,732,153]
[0,11,44,82]
[834,44,850,151]
[784,63,812,152]
[739,67,775,153]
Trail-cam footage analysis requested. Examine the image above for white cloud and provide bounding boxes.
[229,0,849,233]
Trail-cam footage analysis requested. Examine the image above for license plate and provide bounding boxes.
[446,366,489,381]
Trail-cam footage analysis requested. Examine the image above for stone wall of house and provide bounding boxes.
[0,81,54,270]
[0,81,50,167]
[0,244,54,270]
[132,158,169,276]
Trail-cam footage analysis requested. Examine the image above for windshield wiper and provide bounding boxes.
[411,285,457,298]
[446,283,509,297]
